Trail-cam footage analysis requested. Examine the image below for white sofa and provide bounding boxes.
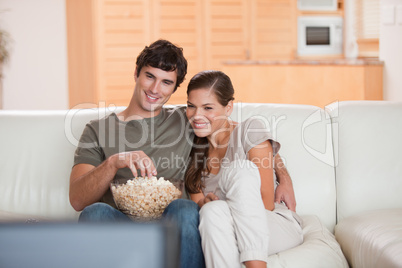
[1,101,401,267]
[327,101,402,268]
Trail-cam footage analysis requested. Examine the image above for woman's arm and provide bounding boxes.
[248,140,275,211]
[190,192,219,208]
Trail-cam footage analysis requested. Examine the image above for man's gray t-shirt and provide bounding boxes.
[73,106,193,207]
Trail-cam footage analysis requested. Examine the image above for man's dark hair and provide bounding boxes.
[135,39,188,92]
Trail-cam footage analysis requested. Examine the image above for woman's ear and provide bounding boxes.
[226,100,234,116]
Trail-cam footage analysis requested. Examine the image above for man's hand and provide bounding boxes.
[70,150,157,211]
[110,151,157,178]
[274,178,296,212]
[274,153,296,212]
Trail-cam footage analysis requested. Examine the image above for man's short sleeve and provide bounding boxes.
[73,123,105,167]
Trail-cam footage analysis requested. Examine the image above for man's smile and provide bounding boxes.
[145,92,159,102]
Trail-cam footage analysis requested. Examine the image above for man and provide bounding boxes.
[69,39,203,268]
[70,39,297,267]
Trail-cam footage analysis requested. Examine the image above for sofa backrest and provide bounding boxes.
[326,101,402,222]
[231,103,337,232]
[0,107,124,221]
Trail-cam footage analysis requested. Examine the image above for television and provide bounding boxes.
[0,221,179,268]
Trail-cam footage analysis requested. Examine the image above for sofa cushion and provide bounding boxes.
[335,208,402,268]
[0,210,49,223]
[267,215,348,268]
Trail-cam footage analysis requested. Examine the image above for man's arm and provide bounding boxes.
[274,153,297,212]
[69,151,157,211]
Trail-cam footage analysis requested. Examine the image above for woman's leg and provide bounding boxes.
[218,160,270,265]
[200,160,302,267]
[266,203,303,255]
[199,200,241,268]
[199,160,270,267]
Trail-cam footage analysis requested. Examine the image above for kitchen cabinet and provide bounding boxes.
[223,59,383,108]
[66,0,297,107]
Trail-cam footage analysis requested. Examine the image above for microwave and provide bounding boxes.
[297,16,343,56]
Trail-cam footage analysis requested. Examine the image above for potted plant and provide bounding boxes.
[0,28,10,109]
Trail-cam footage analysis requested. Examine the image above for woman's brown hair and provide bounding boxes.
[185,70,234,194]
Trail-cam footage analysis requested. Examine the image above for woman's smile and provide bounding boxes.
[193,121,209,129]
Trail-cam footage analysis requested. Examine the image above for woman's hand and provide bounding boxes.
[197,192,219,208]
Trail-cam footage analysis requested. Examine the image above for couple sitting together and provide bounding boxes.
[69,39,303,268]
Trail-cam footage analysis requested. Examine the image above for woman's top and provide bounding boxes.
[202,117,280,197]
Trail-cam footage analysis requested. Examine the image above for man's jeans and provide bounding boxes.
[79,200,205,268]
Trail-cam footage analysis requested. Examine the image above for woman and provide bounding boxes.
[185,70,303,268]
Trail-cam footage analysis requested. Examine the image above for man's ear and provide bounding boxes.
[134,67,138,82]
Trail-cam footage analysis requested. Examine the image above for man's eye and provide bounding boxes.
[187,104,194,108]
[205,107,212,110]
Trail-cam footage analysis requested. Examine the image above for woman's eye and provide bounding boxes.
[187,104,194,108]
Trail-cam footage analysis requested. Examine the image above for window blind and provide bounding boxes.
[355,0,380,39]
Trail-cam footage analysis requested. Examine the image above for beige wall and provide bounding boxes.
[0,0,68,110]
[380,0,402,102]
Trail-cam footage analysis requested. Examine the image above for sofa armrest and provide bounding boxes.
[335,208,402,268]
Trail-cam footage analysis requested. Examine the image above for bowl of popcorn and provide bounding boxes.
[110,176,183,221]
